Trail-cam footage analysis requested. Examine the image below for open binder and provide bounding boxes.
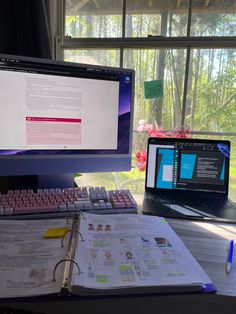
[0,213,216,299]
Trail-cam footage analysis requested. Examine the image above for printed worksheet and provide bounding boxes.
[0,218,72,298]
[72,213,210,292]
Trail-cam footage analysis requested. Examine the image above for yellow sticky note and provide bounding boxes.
[44,227,70,238]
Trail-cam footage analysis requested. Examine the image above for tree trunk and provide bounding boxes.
[190,49,201,130]
[171,49,185,128]
[153,11,168,127]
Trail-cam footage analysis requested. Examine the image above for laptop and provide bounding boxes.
[142,137,236,221]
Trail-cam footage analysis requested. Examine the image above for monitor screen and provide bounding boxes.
[0,54,135,186]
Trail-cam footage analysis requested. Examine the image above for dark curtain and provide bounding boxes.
[0,0,52,59]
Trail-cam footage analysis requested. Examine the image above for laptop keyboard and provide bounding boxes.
[153,194,232,209]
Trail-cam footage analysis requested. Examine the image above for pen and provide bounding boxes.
[226,240,234,274]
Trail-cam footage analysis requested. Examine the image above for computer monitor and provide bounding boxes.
[0,54,135,189]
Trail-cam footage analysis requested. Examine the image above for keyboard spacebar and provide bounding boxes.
[14,205,58,214]
[169,204,203,217]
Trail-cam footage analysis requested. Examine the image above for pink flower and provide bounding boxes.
[135,150,147,171]
[136,150,147,163]
[137,120,153,132]
[144,124,154,132]
[135,121,191,171]
[147,128,166,138]
[136,162,147,171]
[137,124,146,132]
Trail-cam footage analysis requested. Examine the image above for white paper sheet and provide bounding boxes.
[72,213,212,293]
[0,218,71,298]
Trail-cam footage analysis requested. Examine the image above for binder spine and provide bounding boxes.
[66,211,85,224]
[52,215,83,292]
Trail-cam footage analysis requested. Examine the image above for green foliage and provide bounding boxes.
[65,5,236,195]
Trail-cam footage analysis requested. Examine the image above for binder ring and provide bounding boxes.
[61,229,84,247]
[52,258,81,282]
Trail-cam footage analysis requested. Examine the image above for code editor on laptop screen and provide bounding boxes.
[146,138,230,194]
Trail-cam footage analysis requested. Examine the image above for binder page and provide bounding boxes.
[72,213,212,293]
[0,219,71,298]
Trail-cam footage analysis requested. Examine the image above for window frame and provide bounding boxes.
[53,0,236,138]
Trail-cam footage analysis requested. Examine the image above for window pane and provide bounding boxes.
[124,48,186,173]
[191,0,236,36]
[185,49,236,133]
[64,49,120,67]
[125,1,188,37]
[124,49,186,131]
[65,0,122,38]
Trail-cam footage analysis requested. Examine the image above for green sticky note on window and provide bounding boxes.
[144,80,163,99]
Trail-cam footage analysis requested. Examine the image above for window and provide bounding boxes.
[186,48,236,133]
[54,0,236,201]
[65,0,123,38]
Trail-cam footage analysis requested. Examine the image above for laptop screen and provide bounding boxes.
[145,138,230,195]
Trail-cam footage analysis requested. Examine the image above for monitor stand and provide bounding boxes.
[0,174,75,193]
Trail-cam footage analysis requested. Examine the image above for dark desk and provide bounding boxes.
[1,218,236,314]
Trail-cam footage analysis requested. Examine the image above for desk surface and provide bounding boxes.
[1,216,236,314]
[168,218,236,296]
